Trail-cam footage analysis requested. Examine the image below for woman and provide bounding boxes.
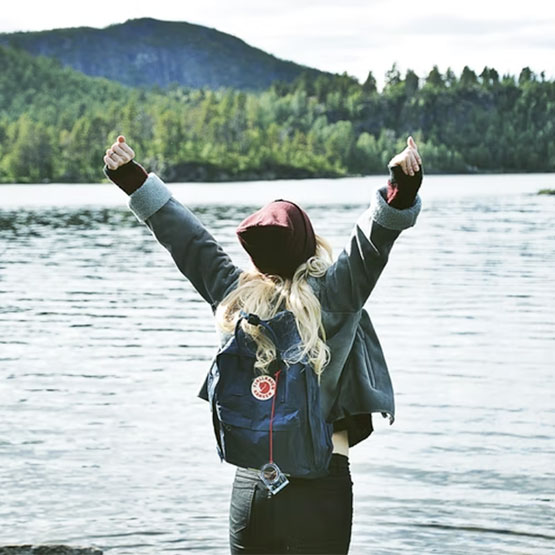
[103,136,422,554]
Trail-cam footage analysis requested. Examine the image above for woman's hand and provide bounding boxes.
[388,136,422,176]
[104,135,135,170]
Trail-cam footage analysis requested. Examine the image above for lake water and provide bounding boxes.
[1,174,554,554]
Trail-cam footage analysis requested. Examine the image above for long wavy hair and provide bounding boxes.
[215,235,333,378]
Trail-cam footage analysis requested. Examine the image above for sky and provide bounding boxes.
[1,0,554,88]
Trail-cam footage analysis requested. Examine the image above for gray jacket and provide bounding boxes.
[127,173,422,446]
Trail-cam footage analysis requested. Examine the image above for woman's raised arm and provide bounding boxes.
[104,136,242,310]
[320,137,423,313]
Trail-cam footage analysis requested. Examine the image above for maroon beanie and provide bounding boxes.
[236,199,316,279]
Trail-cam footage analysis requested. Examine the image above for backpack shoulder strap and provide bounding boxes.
[240,312,285,366]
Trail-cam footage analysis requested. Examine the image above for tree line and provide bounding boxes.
[1,46,553,183]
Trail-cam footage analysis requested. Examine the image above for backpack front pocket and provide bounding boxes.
[217,405,300,472]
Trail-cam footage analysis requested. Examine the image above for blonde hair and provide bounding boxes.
[215,235,333,378]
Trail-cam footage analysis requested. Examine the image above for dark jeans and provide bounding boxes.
[229,454,353,554]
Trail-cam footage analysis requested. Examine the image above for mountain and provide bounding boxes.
[0,18,330,91]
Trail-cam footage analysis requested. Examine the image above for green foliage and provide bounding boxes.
[1,114,55,182]
[0,44,553,183]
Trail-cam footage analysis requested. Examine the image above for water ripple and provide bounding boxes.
[1,176,554,554]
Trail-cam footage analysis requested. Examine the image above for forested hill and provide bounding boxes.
[0,46,128,122]
[1,43,553,183]
[0,18,328,90]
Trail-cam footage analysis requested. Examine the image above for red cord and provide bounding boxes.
[268,369,281,464]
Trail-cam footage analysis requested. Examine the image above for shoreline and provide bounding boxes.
[1,170,555,187]
[0,547,102,555]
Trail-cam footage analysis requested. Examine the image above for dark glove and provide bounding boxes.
[385,165,423,209]
[104,160,148,196]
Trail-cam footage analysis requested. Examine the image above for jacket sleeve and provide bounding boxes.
[320,186,421,312]
[127,172,242,310]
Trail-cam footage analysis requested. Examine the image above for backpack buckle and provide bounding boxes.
[246,313,261,326]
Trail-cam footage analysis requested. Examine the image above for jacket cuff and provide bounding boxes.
[367,186,422,231]
[128,173,173,223]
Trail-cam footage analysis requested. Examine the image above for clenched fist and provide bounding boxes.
[104,135,135,170]
[388,136,422,176]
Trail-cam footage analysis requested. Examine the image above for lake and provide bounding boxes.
[1,174,554,554]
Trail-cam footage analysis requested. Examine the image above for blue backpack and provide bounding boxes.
[206,310,333,487]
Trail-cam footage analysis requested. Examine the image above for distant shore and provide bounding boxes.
[1,169,555,186]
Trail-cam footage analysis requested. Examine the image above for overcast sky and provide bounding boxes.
[2,0,554,88]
